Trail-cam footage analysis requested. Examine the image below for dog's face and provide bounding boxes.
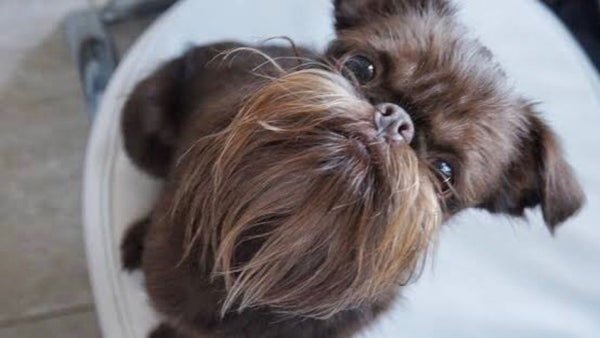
[174,67,441,319]
[169,0,584,322]
[328,0,584,228]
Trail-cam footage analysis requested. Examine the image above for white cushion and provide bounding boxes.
[83,0,600,337]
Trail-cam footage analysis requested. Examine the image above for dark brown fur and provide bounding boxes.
[121,1,584,337]
[329,0,584,228]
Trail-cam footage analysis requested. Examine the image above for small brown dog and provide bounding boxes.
[121,0,584,337]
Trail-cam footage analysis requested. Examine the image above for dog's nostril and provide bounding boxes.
[398,122,410,134]
[397,117,415,143]
[383,105,395,116]
[397,120,414,143]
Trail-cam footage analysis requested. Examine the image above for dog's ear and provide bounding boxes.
[481,110,584,232]
[333,0,453,31]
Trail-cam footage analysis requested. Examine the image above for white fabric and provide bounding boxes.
[83,0,600,337]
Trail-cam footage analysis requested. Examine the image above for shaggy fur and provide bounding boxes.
[120,0,584,337]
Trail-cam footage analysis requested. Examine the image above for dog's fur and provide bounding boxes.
[120,1,584,337]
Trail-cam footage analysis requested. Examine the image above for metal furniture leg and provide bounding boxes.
[64,0,177,118]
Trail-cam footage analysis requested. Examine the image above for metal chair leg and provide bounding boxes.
[64,9,118,117]
[63,0,177,119]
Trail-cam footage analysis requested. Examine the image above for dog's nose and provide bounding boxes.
[374,103,414,143]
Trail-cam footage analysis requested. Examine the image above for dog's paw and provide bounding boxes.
[120,218,150,271]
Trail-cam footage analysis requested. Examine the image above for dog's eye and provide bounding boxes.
[342,55,375,84]
[433,159,454,194]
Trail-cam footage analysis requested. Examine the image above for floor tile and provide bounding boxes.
[0,0,159,332]
[1,29,82,103]
[0,0,86,88]
[0,309,101,338]
[0,104,91,321]
[0,19,92,324]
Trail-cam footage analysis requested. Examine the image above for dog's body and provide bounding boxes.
[121,1,584,337]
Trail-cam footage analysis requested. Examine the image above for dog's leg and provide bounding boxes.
[121,56,188,178]
[121,217,150,271]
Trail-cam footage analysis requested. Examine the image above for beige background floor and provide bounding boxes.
[0,1,152,336]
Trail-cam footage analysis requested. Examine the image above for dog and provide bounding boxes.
[120,0,584,337]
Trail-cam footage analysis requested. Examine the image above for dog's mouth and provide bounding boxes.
[330,123,414,170]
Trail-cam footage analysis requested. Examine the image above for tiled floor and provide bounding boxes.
[0,1,153,337]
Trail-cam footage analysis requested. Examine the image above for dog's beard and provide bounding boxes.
[169,68,442,319]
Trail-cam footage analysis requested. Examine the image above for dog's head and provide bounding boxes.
[169,0,584,321]
[328,0,584,229]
